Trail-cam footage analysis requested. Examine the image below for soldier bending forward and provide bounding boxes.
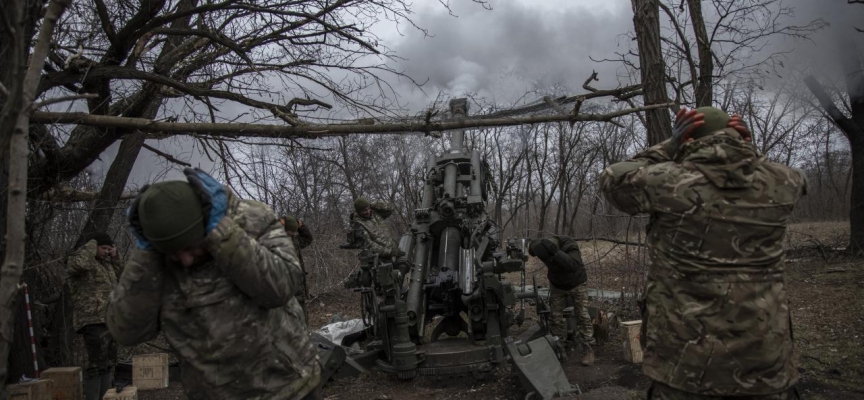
[106,169,321,400]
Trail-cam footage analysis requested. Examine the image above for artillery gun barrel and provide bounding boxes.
[438,227,461,272]
[406,156,438,327]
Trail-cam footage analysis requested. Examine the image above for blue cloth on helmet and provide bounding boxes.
[189,169,227,233]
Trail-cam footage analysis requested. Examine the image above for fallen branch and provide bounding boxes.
[31,102,675,139]
[38,187,137,202]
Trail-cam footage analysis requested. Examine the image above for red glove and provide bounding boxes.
[728,114,752,142]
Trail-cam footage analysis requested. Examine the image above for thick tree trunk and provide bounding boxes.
[0,0,42,263]
[631,0,672,145]
[0,0,69,388]
[849,136,864,253]
[804,43,864,253]
[686,0,714,107]
[73,133,147,248]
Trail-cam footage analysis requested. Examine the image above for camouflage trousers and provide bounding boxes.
[648,381,798,400]
[549,283,595,346]
[80,323,117,378]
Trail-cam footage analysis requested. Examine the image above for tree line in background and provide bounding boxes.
[2,0,862,390]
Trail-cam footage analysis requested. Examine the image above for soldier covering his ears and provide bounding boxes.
[67,232,123,400]
[601,107,807,399]
[106,168,321,400]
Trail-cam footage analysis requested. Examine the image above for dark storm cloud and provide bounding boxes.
[767,0,864,80]
[387,0,635,107]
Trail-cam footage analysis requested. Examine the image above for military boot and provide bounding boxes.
[83,376,102,400]
[581,343,595,366]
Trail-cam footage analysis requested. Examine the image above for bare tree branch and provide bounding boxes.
[32,102,675,139]
[34,93,98,109]
[142,143,192,167]
[39,188,137,202]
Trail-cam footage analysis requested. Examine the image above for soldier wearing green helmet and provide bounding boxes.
[106,169,321,400]
[600,107,806,400]
[349,196,401,260]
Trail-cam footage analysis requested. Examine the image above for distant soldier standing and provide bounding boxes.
[107,169,320,400]
[528,237,595,366]
[282,215,313,317]
[600,107,807,399]
[66,232,124,400]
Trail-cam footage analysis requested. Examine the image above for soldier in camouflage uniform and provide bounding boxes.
[600,107,807,399]
[350,197,404,262]
[67,232,124,400]
[528,237,595,366]
[106,169,321,400]
[281,215,313,317]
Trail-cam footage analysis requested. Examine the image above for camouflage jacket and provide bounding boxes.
[106,187,320,400]
[66,240,124,332]
[600,132,807,396]
[351,201,399,258]
[544,236,587,291]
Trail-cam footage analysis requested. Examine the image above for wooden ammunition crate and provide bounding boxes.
[42,367,83,400]
[8,379,51,400]
[103,386,138,400]
[132,353,169,390]
[620,320,643,363]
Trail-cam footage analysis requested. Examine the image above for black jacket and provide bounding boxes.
[543,237,587,290]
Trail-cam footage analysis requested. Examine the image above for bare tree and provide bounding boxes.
[0,0,70,388]
[632,0,673,145]
[659,0,826,107]
[804,37,864,253]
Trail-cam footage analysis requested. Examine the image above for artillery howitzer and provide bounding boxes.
[337,99,578,399]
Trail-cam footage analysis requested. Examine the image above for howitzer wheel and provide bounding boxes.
[397,370,417,380]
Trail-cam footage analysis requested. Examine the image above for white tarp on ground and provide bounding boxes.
[316,318,365,345]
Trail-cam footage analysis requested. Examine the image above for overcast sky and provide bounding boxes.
[96,0,864,187]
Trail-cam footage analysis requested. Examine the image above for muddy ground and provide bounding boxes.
[132,222,864,399]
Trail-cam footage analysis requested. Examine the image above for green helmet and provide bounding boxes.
[282,215,299,232]
[690,106,730,140]
[354,197,371,213]
[138,181,205,253]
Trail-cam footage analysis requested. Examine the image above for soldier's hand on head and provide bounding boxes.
[184,168,228,234]
[128,185,154,251]
[668,108,706,157]
[728,114,752,142]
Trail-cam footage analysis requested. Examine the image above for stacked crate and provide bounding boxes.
[132,353,169,390]
[42,367,83,400]
[7,379,51,400]
[620,320,643,363]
